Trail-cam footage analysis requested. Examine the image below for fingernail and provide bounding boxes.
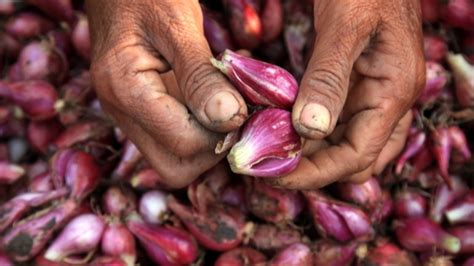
[299,103,331,134]
[205,91,241,123]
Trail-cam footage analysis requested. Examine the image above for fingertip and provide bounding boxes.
[173,51,248,132]
[203,90,248,132]
[292,102,332,139]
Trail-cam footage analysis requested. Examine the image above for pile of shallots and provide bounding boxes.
[0,0,473,265]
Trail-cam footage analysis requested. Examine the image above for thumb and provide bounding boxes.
[292,4,374,139]
[150,3,248,133]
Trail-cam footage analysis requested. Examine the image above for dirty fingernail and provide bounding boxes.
[299,103,331,134]
[205,91,241,123]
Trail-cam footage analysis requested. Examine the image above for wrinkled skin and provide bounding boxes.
[86,0,424,189]
[86,0,248,188]
[271,0,424,188]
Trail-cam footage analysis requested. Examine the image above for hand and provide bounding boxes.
[272,0,425,188]
[86,0,248,188]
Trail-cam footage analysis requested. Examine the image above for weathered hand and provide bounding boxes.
[86,0,248,188]
[273,0,425,188]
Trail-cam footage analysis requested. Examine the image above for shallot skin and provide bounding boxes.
[336,177,383,210]
[203,7,235,54]
[0,0,473,265]
[17,41,68,85]
[26,0,74,23]
[0,80,59,121]
[214,247,267,266]
[44,214,105,262]
[126,213,198,265]
[5,12,54,40]
[446,53,474,108]
[227,108,301,177]
[393,188,428,218]
[167,195,247,251]
[71,13,91,61]
[394,217,461,253]
[445,190,474,225]
[211,50,298,109]
[101,221,136,265]
[448,226,474,254]
[223,0,262,49]
[304,190,373,242]
[424,34,447,61]
[139,190,168,225]
[312,240,357,266]
[430,176,468,223]
[268,242,313,266]
[245,177,304,223]
[362,241,415,266]
[1,199,79,261]
[102,186,137,217]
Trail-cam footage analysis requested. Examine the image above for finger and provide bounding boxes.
[146,1,248,132]
[112,108,225,188]
[272,110,391,189]
[160,71,185,104]
[373,110,413,174]
[276,63,416,189]
[301,138,330,157]
[292,2,375,139]
[91,45,223,157]
[275,47,419,190]
[343,111,412,183]
[271,79,402,189]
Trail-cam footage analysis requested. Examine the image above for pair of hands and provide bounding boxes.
[86,0,425,189]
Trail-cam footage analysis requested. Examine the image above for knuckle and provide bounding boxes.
[346,140,379,173]
[182,61,210,99]
[92,47,149,108]
[354,153,376,173]
[341,154,370,175]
